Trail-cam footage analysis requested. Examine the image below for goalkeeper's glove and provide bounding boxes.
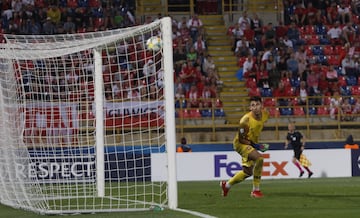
[252,143,270,152]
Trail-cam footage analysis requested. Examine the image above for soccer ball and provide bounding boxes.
[146,36,162,51]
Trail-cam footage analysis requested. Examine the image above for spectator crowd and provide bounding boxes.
[228,0,360,120]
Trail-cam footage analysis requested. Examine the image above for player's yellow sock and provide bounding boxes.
[228,170,250,186]
[253,156,264,190]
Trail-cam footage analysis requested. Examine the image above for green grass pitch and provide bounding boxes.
[0,177,359,218]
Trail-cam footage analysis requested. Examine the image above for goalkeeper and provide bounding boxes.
[220,96,269,198]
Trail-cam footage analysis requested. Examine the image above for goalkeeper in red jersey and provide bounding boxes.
[220,96,269,198]
[285,122,313,178]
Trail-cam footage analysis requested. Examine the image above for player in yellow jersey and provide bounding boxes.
[220,96,269,198]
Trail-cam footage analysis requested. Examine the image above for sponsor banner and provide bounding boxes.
[101,101,164,117]
[21,151,151,183]
[351,149,360,176]
[100,101,165,127]
[151,149,352,181]
[21,102,79,129]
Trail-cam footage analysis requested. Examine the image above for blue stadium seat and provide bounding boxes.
[319,35,330,45]
[315,24,327,35]
[201,109,212,117]
[290,77,301,88]
[346,76,357,86]
[175,100,180,108]
[312,46,324,55]
[261,88,273,97]
[340,86,352,96]
[214,108,225,117]
[308,107,317,115]
[315,55,327,65]
[349,96,356,105]
[78,0,89,7]
[280,108,293,116]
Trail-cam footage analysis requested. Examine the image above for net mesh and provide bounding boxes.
[0,18,170,214]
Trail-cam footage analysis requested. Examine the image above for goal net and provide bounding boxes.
[0,17,177,214]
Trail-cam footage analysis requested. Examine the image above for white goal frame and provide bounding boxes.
[0,17,177,214]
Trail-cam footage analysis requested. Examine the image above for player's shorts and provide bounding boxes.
[233,141,256,168]
[294,150,302,160]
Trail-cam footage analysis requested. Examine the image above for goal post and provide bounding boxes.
[0,17,177,214]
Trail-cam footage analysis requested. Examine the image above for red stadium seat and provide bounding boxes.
[268,107,279,117]
[67,0,78,8]
[306,35,320,45]
[323,96,332,105]
[190,109,202,118]
[248,87,260,96]
[317,106,329,115]
[323,45,335,55]
[246,78,257,88]
[293,107,305,116]
[327,55,341,66]
[351,85,360,96]
[263,98,276,107]
[304,25,316,35]
[338,76,347,87]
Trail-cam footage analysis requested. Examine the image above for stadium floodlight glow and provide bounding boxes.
[0,17,177,215]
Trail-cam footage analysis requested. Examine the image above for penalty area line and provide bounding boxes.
[172,207,217,218]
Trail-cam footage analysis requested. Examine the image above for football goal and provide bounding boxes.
[0,17,177,214]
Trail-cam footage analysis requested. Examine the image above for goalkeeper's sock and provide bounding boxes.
[253,156,264,190]
[228,170,250,186]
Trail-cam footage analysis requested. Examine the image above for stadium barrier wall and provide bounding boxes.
[152,149,360,181]
[22,146,359,183]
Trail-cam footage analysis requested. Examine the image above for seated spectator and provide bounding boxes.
[327,21,343,45]
[231,22,244,51]
[202,54,216,76]
[352,96,360,115]
[186,46,198,64]
[238,10,251,31]
[242,53,255,78]
[243,23,256,49]
[325,65,338,83]
[63,16,76,34]
[177,137,192,152]
[326,2,339,25]
[273,80,292,106]
[186,84,201,108]
[330,91,341,119]
[294,2,306,26]
[338,1,352,24]
[187,13,203,42]
[286,22,304,50]
[304,2,321,25]
[342,22,356,44]
[344,135,359,149]
[251,12,263,39]
[256,63,269,87]
[286,52,299,77]
[201,83,216,108]
[296,81,308,105]
[193,35,206,56]
[341,54,356,76]
[282,35,294,48]
[234,36,251,57]
[307,68,320,95]
[47,5,61,24]
[262,22,276,47]
[294,45,307,78]
[341,97,354,121]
